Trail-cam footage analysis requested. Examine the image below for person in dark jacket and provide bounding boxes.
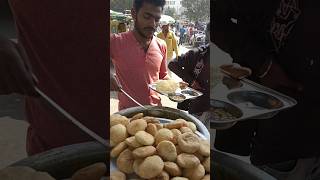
[168,43,210,115]
[168,23,210,116]
[212,0,320,179]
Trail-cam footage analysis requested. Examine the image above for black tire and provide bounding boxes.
[212,150,276,180]
[11,141,108,180]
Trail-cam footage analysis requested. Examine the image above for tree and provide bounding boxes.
[110,0,132,13]
[181,0,210,22]
[164,7,176,18]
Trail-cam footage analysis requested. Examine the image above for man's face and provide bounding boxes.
[132,3,162,39]
[162,25,169,33]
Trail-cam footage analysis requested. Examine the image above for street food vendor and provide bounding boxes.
[110,0,170,110]
[0,1,107,155]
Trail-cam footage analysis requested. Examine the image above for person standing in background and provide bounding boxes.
[179,25,186,45]
[117,22,127,33]
[110,19,119,34]
[157,21,179,77]
[157,22,179,61]
[188,24,194,44]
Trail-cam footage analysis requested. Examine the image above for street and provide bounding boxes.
[0,95,27,168]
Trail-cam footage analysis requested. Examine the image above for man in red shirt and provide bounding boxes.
[0,0,108,155]
[110,0,169,110]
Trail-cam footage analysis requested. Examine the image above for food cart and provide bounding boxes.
[9,106,275,180]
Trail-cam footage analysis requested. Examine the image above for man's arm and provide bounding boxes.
[159,43,169,80]
[0,35,38,96]
[109,60,120,91]
[110,72,121,91]
[109,34,120,91]
[159,58,170,80]
[212,0,275,77]
[213,0,303,92]
[168,48,199,85]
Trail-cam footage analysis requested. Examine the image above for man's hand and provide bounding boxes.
[162,74,171,80]
[179,81,189,89]
[259,62,303,93]
[190,81,202,90]
[110,73,121,91]
[0,36,38,96]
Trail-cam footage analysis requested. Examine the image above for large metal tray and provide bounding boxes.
[210,75,297,128]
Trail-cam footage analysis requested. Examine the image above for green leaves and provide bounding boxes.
[181,0,210,22]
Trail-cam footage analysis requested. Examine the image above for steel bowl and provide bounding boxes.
[210,99,243,129]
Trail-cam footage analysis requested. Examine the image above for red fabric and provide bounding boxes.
[9,0,108,155]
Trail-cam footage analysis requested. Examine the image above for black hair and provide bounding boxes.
[133,0,166,12]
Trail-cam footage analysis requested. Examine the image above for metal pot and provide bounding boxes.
[115,105,210,140]
[10,106,275,180]
[10,106,209,179]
